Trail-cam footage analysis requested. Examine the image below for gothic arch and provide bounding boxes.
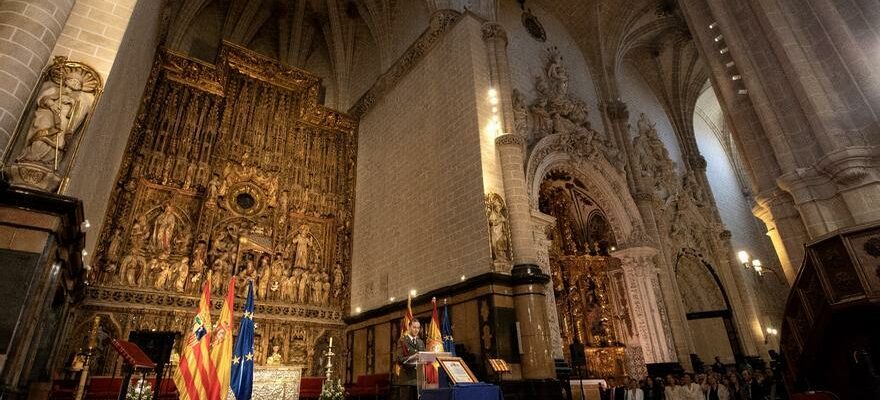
[527,140,643,246]
[673,250,728,314]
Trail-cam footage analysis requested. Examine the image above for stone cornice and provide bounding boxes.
[348,9,463,119]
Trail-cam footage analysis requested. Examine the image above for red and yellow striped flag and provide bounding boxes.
[174,277,220,400]
[425,297,443,383]
[210,277,235,399]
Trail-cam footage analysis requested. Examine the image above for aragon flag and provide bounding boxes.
[393,294,415,377]
[210,277,235,399]
[173,275,220,400]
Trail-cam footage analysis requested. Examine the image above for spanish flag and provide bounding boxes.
[425,297,443,383]
[210,278,235,399]
[174,277,220,400]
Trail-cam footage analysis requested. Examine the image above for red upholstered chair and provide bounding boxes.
[348,373,391,399]
[299,376,327,400]
[791,391,841,400]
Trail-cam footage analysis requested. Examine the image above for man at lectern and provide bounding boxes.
[392,320,425,400]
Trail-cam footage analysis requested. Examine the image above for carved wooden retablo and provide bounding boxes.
[59,42,357,377]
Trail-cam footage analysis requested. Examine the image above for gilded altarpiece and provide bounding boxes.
[58,43,357,377]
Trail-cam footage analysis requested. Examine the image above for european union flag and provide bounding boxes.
[441,301,455,355]
[231,281,255,400]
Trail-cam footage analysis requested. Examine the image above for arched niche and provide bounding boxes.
[527,137,644,246]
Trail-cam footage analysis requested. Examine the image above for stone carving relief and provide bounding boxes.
[632,113,678,201]
[3,56,102,192]
[513,47,623,170]
[485,193,513,270]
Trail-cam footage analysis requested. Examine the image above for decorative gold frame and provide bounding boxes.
[436,356,478,384]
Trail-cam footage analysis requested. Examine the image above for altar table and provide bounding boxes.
[228,366,303,400]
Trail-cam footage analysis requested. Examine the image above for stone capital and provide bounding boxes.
[688,155,708,170]
[599,100,629,121]
[481,22,508,44]
[815,145,879,188]
[495,133,525,148]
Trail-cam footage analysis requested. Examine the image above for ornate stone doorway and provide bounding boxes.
[674,250,744,364]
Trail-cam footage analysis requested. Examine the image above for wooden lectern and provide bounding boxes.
[404,351,451,396]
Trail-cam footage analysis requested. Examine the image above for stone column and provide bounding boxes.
[532,209,565,360]
[0,0,76,151]
[752,189,810,284]
[615,246,677,364]
[496,133,555,379]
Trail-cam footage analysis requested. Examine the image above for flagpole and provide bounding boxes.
[73,316,101,400]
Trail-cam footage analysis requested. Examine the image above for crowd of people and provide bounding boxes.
[600,357,787,400]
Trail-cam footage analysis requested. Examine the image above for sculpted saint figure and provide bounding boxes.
[311,273,322,304]
[14,68,96,172]
[257,254,271,300]
[152,206,176,253]
[119,254,144,286]
[321,275,331,304]
[290,268,303,301]
[106,228,123,264]
[298,270,310,303]
[237,258,259,298]
[332,263,344,297]
[129,215,149,250]
[211,253,231,294]
[153,257,172,290]
[487,198,510,263]
[280,272,293,301]
[291,224,313,268]
[173,257,190,292]
[266,344,283,366]
[267,254,285,300]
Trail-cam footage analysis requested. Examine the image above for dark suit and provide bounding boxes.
[392,334,425,400]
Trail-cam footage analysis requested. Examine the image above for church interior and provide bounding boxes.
[0,0,878,399]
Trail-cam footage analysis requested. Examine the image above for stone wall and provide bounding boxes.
[0,0,75,152]
[51,0,136,78]
[351,16,493,313]
[64,0,163,256]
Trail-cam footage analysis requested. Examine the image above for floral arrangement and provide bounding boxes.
[318,378,345,400]
[125,378,153,400]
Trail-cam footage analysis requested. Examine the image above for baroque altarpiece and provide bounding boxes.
[58,43,357,376]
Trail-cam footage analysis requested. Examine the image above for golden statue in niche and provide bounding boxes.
[540,170,629,378]
[57,43,356,376]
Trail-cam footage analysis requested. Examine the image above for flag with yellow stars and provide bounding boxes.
[173,276,219,400]
[211,277,235,399]
[231,280,255,400]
